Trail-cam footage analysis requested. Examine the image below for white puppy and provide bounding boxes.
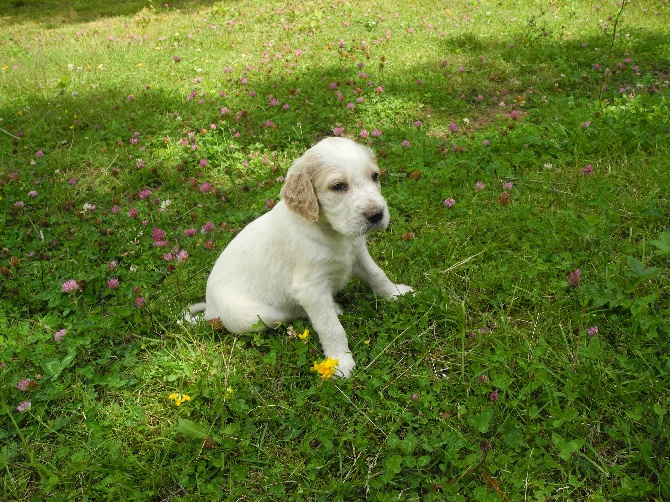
[189,137,412,377]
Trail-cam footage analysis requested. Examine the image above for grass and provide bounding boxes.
[1,0,669,499]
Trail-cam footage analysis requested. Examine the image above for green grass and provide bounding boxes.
[1,0,669,499]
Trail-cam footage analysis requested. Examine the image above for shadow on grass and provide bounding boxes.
[1,26,667,175]
[375,28,668,120]
[2,0,219,27]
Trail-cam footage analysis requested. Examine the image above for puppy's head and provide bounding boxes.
[280,137,389,237]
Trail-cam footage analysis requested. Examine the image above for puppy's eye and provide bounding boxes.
[371,172,379,182]
[330,182,348,192]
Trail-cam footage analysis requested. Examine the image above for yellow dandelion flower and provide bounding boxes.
[311,357,339,379]
[169,393,191,406]
[298,329,309,341]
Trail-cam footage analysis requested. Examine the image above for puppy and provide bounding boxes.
[189,137,412,377]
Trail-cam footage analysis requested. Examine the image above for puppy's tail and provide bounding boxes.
[182,302,207,324]
[189,302,207,314]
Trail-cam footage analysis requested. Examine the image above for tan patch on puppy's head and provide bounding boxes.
[280,154,319,222]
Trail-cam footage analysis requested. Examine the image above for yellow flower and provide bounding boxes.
[169,393,191,406]
[298,329,309,341]
[311,357,339,379]
[224,387,234,400]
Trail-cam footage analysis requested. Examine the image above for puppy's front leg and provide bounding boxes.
[296,291,356,378]
[353,242,413,298]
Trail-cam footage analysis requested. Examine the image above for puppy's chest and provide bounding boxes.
[327,255,355,291]
[319,240,356,291]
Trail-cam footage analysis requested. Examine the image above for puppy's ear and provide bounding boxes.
[280,159,319,222]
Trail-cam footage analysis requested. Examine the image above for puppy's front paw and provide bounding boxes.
[390,284,413,298]
[332,352,356,378]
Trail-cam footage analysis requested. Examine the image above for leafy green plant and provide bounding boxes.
[1,0,669,499]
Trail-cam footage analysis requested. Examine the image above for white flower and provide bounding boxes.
[159,199,172,212]
[544,163,553,169]
[82,203,96,212]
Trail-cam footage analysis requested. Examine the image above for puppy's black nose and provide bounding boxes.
[365,210,384,224]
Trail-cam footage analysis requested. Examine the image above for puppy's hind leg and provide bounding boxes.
[215,301,299,334]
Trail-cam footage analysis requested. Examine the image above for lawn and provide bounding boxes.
[1,0,669,500]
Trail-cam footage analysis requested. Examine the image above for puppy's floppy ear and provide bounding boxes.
[280,157,319,223]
